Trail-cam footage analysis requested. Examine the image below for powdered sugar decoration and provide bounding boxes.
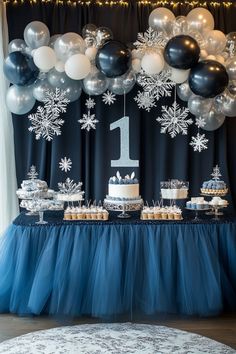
[59,157,72,173]
[190,133,209,152]
[156,101,192,138]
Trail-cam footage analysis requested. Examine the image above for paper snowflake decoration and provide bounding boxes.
[195,117,206,129]
[156,102,192,138]
[58,178,84,195]
[43,88,70,116]
[28,106,65,141]
[59,157,72,173]
[27,165,38,180]
[102,91,116,105]
[85,98,96,109]
[211,165,222,180]
[136,69,175,102]
[78,111,99,131]
[190,133,209,152]
[134,27,167,55]
[134,91,156,112]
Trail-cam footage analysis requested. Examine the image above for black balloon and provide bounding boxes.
[189,60,229,98]
[164,35,200,70]
[4,51,39,86]
[96,40,131,78]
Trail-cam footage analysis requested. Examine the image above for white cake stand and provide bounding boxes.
[103,199,143,218]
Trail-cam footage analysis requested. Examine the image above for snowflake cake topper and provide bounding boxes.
[78,111,99,131]
[134,27,167,55]
[211,165,222,180]
[58,178,84,195]
[27,165,38,180]
[156,101,192,138]
[59,157,72,173]
[134,91,156,112]
[85,98,96,110]
[190,133,209,152]
[102,91,116,105]
[28,88,70,141]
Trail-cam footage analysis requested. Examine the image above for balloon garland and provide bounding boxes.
[3,8,236,151]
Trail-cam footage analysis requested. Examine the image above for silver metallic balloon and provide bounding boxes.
[8,39,27,54]
[219,90,236,117]
[33,77,53,102]
[6,85,36,115]
[228,81,236,95]
[49,34,61,49]
[48,68,69,88]
[108,70,136,95]
[82,24,97,39]
[64,80,82,102]
[188,95,213,116]
[172,16,189,36]
[226,56,236,81]
[24,21,50,49]
[225,32,236,56]
[54,32,86,62]
[149,7,175,34]
[176,82,193,101]
[83,68,109,95]
[200,109,225,131]
[95,27,113,48]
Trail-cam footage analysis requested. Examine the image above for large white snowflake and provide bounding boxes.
[27,165,38,180]
[195,117,206,129]
[85,98,96,109]
[59,157,72,172]
[156,102,192,138]
[58,178,83,195]
[134,27,167,55]
[134,91,156,112]
[137,69,175,102]
[78,111,99,131]
[43,88,70,116]
[28,106,65,141]
[102,91,116,105]
[190,133,209,152]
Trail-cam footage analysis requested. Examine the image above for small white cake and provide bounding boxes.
[106,171,141,201]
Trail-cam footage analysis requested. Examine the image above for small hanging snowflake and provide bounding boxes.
[27,165,38,180]
[134,91,156,112]
[85,97,96,109]
[136,69,175,102]
[102,91,116,105]
[59,157,72,173]
[195,117,206,129]
[156,102,192,138]
[43,88,70,116]
[134,27,167,55]
[78,111,99,131]
[211,165,222,180]
[190,133,209,152]
[28,106,65,141]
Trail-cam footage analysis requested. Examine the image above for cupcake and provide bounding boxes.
[71,207,77,220]
[102,210,109,220]
[64,207,71,220]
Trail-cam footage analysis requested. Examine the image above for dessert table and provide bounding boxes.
[0,211,236,318]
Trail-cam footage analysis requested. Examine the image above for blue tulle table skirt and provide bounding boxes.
[0,211,236,317]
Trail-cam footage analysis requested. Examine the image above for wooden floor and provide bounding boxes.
[0,313,235,350]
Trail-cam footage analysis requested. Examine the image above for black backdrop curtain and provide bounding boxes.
[6,1,236,210]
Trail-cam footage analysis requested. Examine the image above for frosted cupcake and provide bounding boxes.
[102,210,109,220]
[71,207,77,220]
[64,207,71,220]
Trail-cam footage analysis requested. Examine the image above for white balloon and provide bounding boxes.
[85,47,98,61]
[55,61,65,72]
[200,49,208,59]
[65,54,91,80]
[132,58,141,73]
[205,30,226,55]
[131,49,143,60]
[170,68,190,84]
[141,52,164,75]
[33,46,56,72]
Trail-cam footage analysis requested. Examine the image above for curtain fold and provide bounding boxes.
[0,2,19,233]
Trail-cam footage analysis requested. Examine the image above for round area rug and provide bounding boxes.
[0,323,234,354]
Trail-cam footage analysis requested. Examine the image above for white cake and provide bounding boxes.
[106,171,141,201]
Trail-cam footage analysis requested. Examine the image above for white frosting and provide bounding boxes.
[56,193,84,202]
[108,184,139,199]
[161,188,188,199]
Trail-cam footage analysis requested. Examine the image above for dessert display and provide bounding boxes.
[186,197,209,210]
[141,205,182,220]
[209,197,228,207]
[55,178,84,203]
[64,206,109,221]
[201,165,228,196]
[161,180,189,199]
[20,199,64,224]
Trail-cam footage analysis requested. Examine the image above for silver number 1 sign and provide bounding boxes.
[110,116,139,167]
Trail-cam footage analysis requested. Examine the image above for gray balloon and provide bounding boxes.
[64,80,82,102]
[6,85,35,115]
[54,32,85,62]
[48,68,82,101]
[228,81,236,95]
[177,82,193,101]
[200,109,225,131]
[82,24,97,48]
[226,56,236,81]
[33,77,53,102]
[95,27,113,48]
[49,34,61,49]
[8,39,27,53]
[24,21,50,49]
[83,69,109,95]
[220,90,236,117]
[48,68,69,88]
[188,95,213,116]
[108,70,136,95]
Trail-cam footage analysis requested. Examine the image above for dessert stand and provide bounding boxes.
[18,190,55,216]
[185,207,211,222]
[22,199,64,224]
[201,193,228,219]
[103,199,143,218]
